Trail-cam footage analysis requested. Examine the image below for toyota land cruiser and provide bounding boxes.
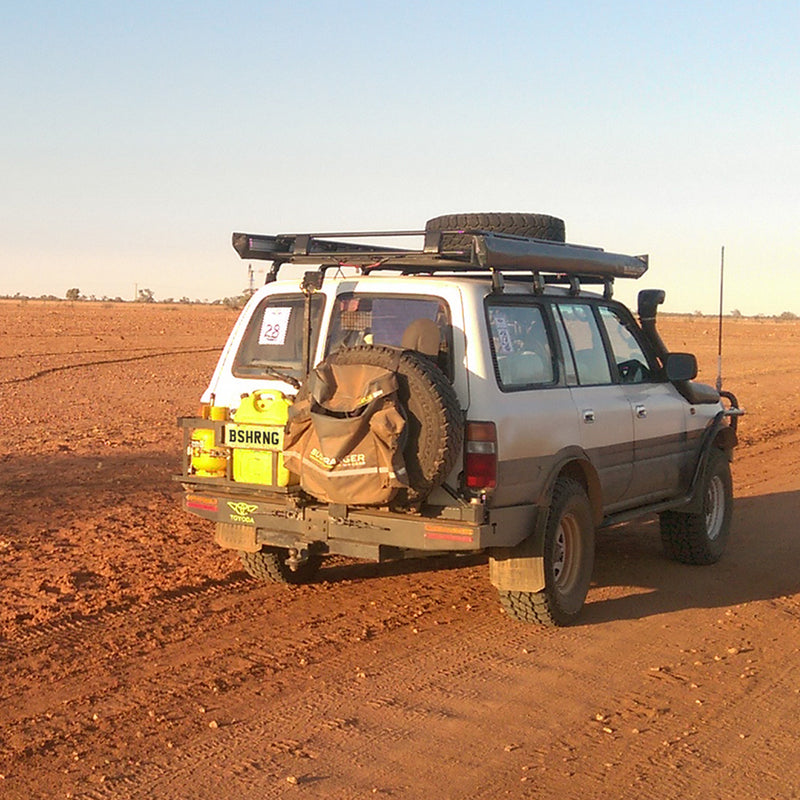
[176,213,742,626]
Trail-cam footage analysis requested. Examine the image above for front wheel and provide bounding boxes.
[499,477,595,626]
[660,448,733,565]
[239,547,322,584]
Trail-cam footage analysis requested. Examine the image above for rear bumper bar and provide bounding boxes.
[179,480,538,561]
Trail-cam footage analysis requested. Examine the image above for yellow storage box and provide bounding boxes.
[229,390,295,487]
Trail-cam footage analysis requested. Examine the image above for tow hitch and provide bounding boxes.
[286,547,311,572]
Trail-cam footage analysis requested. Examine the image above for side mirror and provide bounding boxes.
[665,352,698,382]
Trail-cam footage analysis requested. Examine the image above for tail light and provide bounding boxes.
[465,421,497,491]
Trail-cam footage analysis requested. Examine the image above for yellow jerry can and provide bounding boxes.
[231,390,295,486]
[190,405,229,477]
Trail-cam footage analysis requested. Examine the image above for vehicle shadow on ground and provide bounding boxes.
[316,552,487,583]
[581,489,800,625]
[316,490,800,626]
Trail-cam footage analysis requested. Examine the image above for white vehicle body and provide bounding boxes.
[177,216,742,625]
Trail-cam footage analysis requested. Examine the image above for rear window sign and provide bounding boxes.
[494,313,515,354]
[258,307,292,346]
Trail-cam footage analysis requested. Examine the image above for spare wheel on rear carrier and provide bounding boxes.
[291,345,463,505]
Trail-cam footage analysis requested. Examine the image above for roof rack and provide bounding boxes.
[231,228,648,283]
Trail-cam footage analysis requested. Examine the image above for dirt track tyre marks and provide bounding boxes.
[606,663,800,800]
[0,574,259,665]
[7,550,800,800]
[0,555,488,672]
[0,561,497,798]
[1,347,222,385]
[83,609,771,800]
[78,614,556,800]
[0,344,218,362]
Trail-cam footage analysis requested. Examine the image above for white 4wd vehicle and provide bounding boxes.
[177,213,742,626]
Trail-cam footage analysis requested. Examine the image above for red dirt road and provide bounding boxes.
[1,302,798,799]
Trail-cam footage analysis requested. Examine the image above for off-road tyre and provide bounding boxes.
[498,477,595,626]
[314,345,463,503]
[425,212,566,252]
[660,447,732,565]
[239,547,322,584]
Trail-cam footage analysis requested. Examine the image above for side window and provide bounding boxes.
[233,293,325,379]
[553,307,578,385]
[557,303,612,386]
[598,306,654,384]
[326,293,453,379]
[487,303,554,389]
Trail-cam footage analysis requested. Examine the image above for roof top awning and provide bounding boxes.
[231,228,648,281]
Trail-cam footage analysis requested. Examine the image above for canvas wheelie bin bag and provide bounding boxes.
[283,361,408,505]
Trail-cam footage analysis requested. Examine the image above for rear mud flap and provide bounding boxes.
[215,522,259,553]
[488,507,546,592]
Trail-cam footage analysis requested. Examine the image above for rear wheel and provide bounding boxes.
[239,547,321,584]
[660,448,732,565]
[499,478,595,626]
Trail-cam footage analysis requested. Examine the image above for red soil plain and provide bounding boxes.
[1,300,798,799]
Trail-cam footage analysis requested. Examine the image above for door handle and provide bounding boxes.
[582,409,595,424]
[635,404,647,419]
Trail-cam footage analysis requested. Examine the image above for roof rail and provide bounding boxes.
[231,228,648,281]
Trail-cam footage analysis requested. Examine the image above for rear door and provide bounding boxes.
[483,298,579,509]
[555,302,634,509]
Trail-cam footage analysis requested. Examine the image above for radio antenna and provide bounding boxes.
[716,246,725,392]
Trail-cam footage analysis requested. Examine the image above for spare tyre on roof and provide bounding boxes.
[425,212,566,252]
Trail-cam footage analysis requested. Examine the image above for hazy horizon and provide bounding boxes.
[2,2,797,316]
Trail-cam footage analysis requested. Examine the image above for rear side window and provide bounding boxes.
[326,293,453,378]
[233,293,325,379]
[487,303,555,389]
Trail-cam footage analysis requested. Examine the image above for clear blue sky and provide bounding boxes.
[1,1,797,314]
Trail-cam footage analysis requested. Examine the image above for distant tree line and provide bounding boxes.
[3,290,796,319]
[0,288,254,309]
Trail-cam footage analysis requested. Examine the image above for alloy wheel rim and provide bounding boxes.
[705,475,725,540]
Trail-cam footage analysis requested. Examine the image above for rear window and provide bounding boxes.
[486,303,555,389]
[233,293,325,380]
[326,293,453,379]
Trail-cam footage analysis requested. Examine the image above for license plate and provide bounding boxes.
[223,424,284,450]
